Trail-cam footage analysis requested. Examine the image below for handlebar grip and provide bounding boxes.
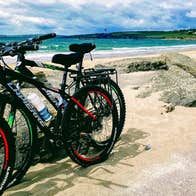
[36,33,56,41]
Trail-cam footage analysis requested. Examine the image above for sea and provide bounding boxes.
[1,35,196,61]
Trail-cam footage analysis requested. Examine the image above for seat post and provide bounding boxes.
[61,69,68,93]
[76,59,83,73]
[75,55,84,91]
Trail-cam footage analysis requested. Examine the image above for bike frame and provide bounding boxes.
[0,55,96,139]
[23,56,118,96]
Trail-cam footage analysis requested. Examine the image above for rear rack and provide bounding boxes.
[69,67,118,84]
[84,68,117,76]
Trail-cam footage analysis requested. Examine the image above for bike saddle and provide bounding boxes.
[52,52,83,67]
[69,43,96,54]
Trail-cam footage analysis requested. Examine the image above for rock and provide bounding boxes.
[161,103,175,114]
[132,86,140,90]
[138,53,196,107]
[145,144,151,151]
[95,56,168,73]
[125,60,168,73]
[162,52,196,77]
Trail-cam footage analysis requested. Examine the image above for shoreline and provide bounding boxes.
[83,49,196,68]
[3,47,196,67]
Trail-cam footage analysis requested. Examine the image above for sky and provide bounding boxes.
[0,0,195,35]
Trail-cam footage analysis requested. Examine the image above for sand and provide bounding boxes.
[180,50,196,60]
[4,50,196,196]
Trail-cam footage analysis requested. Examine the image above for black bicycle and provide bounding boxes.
[21,42,126,139]
[0,33,118,188]
[68,43,126,138]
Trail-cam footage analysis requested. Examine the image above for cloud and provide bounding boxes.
[11,16,56,26]
[0,0,195,35]
[186,11,196,18]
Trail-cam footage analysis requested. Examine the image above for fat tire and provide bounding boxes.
[103,79,126,138]
[0,93,37,188]
[90,79,126,139]
[0,118,15,195]
[62,86,118,167]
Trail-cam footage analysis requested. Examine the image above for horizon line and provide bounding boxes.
[0,28,195,37]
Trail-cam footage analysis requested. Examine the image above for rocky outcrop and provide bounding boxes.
[124,60,168,73]
[96,53,196,107]
[162,52,196,77]
[95,57,168,73]
[137,53,196,107]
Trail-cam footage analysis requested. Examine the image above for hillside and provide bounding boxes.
[64,29,196,40]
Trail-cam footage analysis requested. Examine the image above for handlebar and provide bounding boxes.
[32,33,56,42]
[17,33,56,46]
[0,33,56,57]
[18,44,39,51]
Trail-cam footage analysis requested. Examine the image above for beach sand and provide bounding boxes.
[4,50,196,195]
[180,50,196,60]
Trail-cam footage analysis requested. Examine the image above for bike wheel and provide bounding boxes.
[62,86,118,167]
[0,118,15,195]
[0,93,37,188]
[85,78,126,139]
[99,79,126,139]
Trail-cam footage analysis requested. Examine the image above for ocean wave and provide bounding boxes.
[40,46,48,49]
[112,44,196,51]
[93,44,196,58]
[2,44,196,63]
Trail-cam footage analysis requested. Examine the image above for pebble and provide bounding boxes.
[145,144,151,151]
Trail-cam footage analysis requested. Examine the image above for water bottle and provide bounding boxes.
[27,93,52,122]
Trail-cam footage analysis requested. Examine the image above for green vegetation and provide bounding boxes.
[64,29,196,40]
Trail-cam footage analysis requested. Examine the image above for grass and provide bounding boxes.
[65,29,196,40]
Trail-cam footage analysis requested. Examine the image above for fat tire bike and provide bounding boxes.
[0,33,119,187]
[23,42,126,139]
[66,43,126,139]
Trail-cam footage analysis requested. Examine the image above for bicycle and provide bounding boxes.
[0,33,119,187]
[68,43,126,138]
[21,42,126,139]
